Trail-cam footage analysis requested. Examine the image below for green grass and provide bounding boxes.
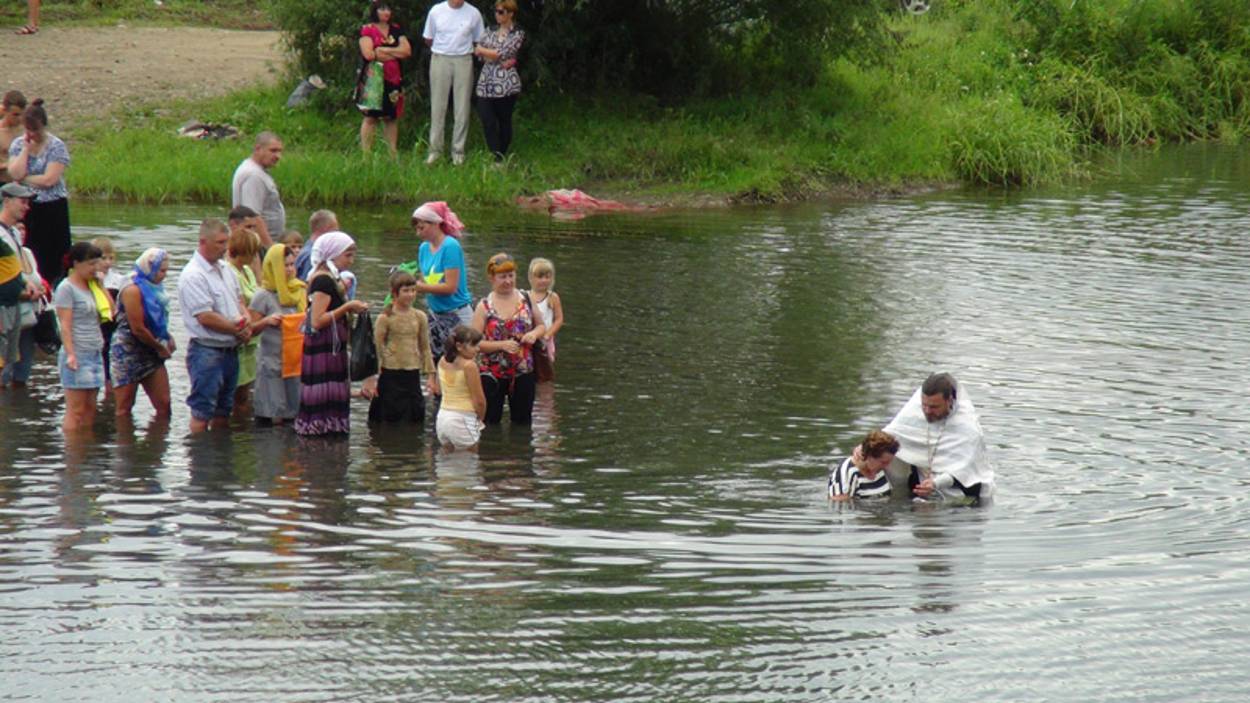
[0,0,270,29]
[67,0,1250,206]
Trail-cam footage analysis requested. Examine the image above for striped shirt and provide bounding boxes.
[827,457,891,500]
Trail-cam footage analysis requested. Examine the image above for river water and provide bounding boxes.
[2,145,1248,701]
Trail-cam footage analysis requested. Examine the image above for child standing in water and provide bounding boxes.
[435,325,486,451]
[526,257,564,382]
[369,271,436,424]
[90,237,120,394]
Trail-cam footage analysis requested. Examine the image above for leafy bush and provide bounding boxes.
[266,0,890,101]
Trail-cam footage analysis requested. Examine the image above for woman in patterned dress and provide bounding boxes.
[472,0,524,162]
[470,252,545,425]
[294,232,370,436]
[357,1,411,155]
[110,248,176,418]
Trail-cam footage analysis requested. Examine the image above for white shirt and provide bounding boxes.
[178,251,243,347]
[231,157,285,237]
[422,1,484,56]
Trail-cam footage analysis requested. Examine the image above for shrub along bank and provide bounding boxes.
[70,0,1250,206]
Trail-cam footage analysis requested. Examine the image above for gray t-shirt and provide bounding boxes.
[250,288,297,376]
[53,280,104,354]
[231,157,285,237]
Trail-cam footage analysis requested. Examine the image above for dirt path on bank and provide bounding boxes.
[0,26,285,134]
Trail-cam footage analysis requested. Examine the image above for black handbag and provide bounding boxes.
[31,308,60,355]
[349,310,378,382]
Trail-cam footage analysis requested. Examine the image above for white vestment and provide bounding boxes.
[883,384,995,498]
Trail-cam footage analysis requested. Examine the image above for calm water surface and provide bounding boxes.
[2,145,1249,701]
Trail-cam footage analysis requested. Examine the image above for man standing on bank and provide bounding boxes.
[881,372,996,501]
[178,219,252,433]
[422,0,483,166]
[230,132,284,248]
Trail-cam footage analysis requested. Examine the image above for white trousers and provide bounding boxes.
[428,53,474,158]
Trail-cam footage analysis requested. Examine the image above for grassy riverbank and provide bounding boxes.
[0,0,269,29]
[70,0,1250,207]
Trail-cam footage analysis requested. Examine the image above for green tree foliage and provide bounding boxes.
[267,0,889,100]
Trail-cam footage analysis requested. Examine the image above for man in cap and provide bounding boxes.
[0,182,39,374]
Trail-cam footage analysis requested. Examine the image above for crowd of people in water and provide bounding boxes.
[0,91,565,452]
[0,198,564,452]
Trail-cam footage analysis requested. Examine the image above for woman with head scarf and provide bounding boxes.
[405,201,470,363]
[295,232,370,436]
[110,248,175,418]
[250,243,305,425]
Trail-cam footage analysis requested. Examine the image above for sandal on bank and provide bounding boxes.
[15,25,38,35]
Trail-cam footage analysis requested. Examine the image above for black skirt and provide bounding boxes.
[368,368,426,424]
[25,197,70,285]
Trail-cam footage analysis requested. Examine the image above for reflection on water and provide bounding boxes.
[3,144,1250,701]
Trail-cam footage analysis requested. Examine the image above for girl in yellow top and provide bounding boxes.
[369,271,436,424]
[435,324,486,451]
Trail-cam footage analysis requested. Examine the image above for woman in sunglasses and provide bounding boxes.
[472,0,524,162]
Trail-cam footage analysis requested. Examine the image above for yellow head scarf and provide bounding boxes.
[261,244,307,312]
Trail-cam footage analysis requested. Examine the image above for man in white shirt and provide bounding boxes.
[423,0,484,166]
[230,132,284,246]
[178,218,252,433]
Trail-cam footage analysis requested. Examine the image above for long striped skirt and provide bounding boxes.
[294,320,351,436]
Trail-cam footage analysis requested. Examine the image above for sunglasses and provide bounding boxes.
[494,8,509,14]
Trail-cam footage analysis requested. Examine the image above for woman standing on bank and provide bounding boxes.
[357,0,411,155]
[7,99,70,283]
[473,0,524,162]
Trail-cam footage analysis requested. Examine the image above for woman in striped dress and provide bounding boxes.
[828,430,899,501]
[294,232,369,436]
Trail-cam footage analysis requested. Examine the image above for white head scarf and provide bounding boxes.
[310,230,355,278]
[883,378,994,495]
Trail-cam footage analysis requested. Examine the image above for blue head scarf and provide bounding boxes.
[132,248,171,341]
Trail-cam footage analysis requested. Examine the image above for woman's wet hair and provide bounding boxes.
[22,98,48,132]
[860,430,900,459]
[384,270,418,315]
[443,324,484,363]
[66,241,103,267]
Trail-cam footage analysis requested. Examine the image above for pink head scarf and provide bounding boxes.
[412,201,466,238]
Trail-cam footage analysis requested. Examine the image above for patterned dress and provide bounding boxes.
[474,26,524,98]
[480,292,535,379]
[109,286,166,388]
[294,274,351,436]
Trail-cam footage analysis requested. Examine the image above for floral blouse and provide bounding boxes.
[8,134,70,203]
[475,25,524,98]
[480,292,535,378]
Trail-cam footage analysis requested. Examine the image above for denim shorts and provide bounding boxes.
[58,347,106,390]
[185,341,239,421]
